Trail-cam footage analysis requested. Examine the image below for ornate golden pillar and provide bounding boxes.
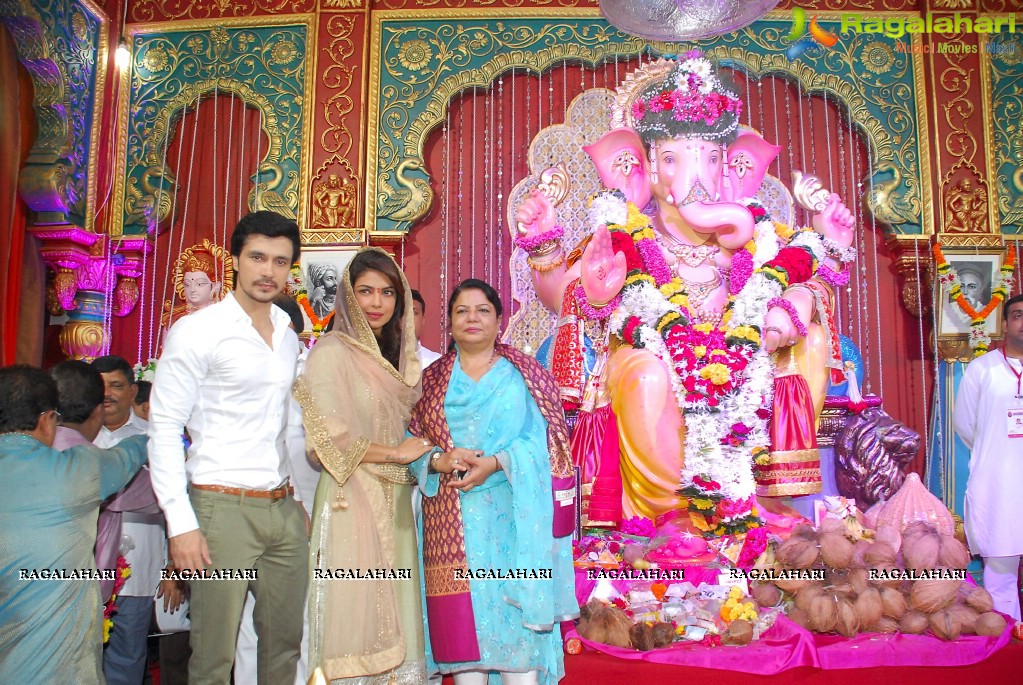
[32,226,146,361]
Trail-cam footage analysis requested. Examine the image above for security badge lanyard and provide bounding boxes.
[1002,349,1023,438]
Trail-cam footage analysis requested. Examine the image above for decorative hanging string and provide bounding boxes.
[144,126,171,360]
[865,150,882,396]
[471,84,477,279]
[457,92,464,284]
[933,242,1017,357]
[222,88,235,282]
[913,240,930,461]
[156,101,190,347]
[167,93,203,331]
[496,72,504,298]
[255,108,263,209]
[212,82,219,280]
[440,103,450,335]
[238,98,248,219]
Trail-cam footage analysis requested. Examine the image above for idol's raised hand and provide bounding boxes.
[580,224,627,307]
[813,193,855,248]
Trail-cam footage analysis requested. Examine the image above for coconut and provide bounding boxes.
[929,608,962,641]
[722,618,754,646]
[872,616,900,633]
[975,611,1007,637]
[902,520,937,545]
[817,518,847,537]
[629,622,655,651]
[777,536,819,569]
[835,598,861,637]
[879,586,908,619]
[577,601,634,648]
[902,527,941,573]
[864,542,897,567]
[808,592,839,633]
[651,622,676,648]
[787,607,812,629]
[870,564,903,589]
[848,568,871,593]
[753,582,781,608]
[910,578,962,613]
[820,532,855,569]
[949,604,979,635]
[851,540,872,569]
[875,525,903,554]
[965,586,995,614]
[795,583,825,612]
[898,610,929,634]
[937,535,971,569]
[854,587,884,627]
[774,577,811,593]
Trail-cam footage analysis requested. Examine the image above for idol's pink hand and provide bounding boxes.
[812,194,855,247]
[580,224,627,306]
[514,189,557,241]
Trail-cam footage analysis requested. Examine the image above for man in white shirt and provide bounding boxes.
[954,292,1023,622]
[412,289,442,368]
[149,211,308,684]
[93,354,175,685]
[233,295,319,685]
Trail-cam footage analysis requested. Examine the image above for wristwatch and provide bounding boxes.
[429,451,441,473]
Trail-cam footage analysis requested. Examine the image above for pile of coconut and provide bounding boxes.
[753,519,1007,640]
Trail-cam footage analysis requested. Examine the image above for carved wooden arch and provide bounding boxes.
[120,78,290,236]
[366,10,932,244]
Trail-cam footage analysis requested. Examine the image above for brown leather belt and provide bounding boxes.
[191,483,293,500]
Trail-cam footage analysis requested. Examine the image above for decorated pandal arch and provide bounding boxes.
[2,1,1022,675]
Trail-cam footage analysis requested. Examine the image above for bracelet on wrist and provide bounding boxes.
[767,297,808,338]
[515,225,565,252]
[527,250,565,272]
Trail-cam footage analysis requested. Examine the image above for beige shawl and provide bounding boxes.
[296,247,423,680]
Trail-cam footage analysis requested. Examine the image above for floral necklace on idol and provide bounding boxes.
[582,191,828,536]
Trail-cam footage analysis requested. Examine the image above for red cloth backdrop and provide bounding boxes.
[0,26,24,365]
[399,59,930,474]
[109,94,265,363]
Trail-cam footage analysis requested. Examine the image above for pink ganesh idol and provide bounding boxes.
[513,54,855,537]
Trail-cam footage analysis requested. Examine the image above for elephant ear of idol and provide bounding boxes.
[582,128,652,209]
[722,129,782,202]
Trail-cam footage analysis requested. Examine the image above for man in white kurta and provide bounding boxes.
[953,293,1023,621]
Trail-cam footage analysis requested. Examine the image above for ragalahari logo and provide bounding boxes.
[786,8,839,60]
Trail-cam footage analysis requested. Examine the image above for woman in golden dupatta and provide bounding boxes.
[295,247,434,684]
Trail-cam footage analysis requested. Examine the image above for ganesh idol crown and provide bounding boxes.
[513,51,857,537]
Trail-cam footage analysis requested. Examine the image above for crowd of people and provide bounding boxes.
[0,210,577,685]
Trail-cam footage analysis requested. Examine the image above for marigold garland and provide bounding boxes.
[933,242,1017,357]
[103,554,132,643]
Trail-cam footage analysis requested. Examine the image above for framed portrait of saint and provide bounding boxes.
[296,247,358,331]
[936,250,1005,339]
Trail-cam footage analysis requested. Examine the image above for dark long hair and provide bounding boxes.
[348,250,406,370]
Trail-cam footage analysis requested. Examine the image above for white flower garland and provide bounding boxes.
[597,196,787,510]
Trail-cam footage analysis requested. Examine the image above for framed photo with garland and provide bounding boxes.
[295,246,358,335]
[935,249,1005,340]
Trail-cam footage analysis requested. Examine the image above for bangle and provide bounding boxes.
[493,456,501,471]
[821,236,856,264]
[767,297,808,338]
[817,263,850,287]
[574,284,622,320]
[527,250,565,272]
